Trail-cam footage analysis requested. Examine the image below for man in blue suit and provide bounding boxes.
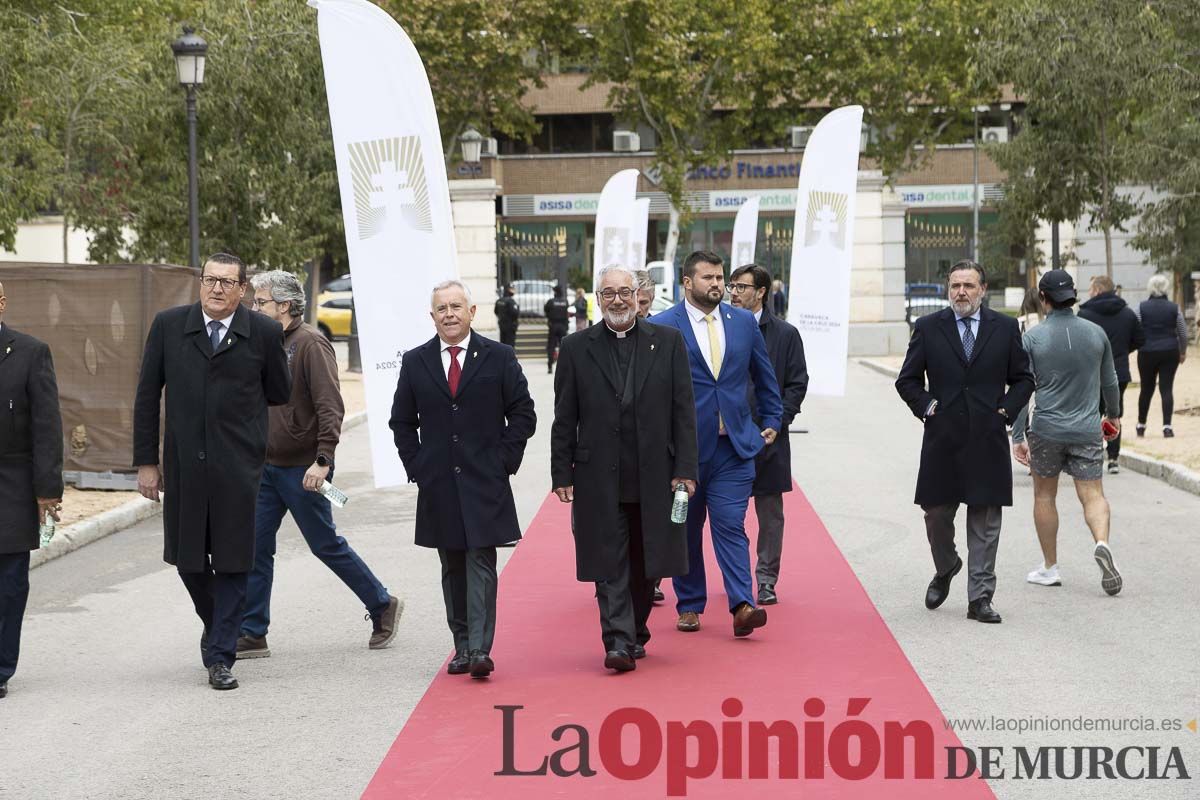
[650,251,783,637]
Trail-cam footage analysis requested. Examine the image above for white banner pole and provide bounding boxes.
[310,0,457,487]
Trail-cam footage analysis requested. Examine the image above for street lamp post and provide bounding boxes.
[171,27,207,269]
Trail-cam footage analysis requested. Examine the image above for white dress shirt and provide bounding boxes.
[683,299,726,375]
[202,310,235,345]
[439,332,471,378]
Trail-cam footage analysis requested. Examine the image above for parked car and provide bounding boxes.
[510,278,557,317]
[318,296,352,340]
[905,282,949,326]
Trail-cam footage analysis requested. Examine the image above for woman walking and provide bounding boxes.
[1135,274,1188,438]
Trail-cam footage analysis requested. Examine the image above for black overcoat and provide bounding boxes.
[389,333,536,550]
[895,306,1034,508]
[133,303,291,572]
[550,319,699,582]
[748,308,808,496]
[0,325,64,554]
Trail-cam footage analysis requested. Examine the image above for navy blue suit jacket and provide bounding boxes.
[650,301,782,464]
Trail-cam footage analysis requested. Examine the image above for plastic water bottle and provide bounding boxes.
[670,483,689,524]
[319,480,349,508]
[39,516,56,548]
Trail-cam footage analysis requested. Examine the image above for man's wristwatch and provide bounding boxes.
[316,454,333,468]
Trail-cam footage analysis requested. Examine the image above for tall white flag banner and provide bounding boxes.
[629,197,651,269]
[310,0,457,487]
[593,169,639,284]
[787,105,863,397]
[731,196,760,268]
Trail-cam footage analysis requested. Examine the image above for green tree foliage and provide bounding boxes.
[981,0,1164,278]
[1130,1,1200,280]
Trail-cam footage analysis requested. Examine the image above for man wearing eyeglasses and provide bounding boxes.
[134,253,291,690]
[236,270,400,661]
[552,265,697,671]
[727,265,808,606]
[649,251,782,637]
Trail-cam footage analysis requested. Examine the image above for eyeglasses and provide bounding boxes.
[251,298,277,308]
[200,276,242,290]
[598,288,635,301]
[726,282,756,294]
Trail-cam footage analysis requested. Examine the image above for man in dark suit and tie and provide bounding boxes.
[390,280,536,679]
[551,265,698,672]
[0,281,64,699]
[650,251,783,637]
[134,253,292,690]
[895,260,1034,624]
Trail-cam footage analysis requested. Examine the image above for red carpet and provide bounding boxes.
[363,486,997,799]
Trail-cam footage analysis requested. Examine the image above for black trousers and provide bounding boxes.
[499,327,517,348]
[179,565,248,669]
[595,503,655,654]
[1100,381,1129,460]
[438,547,497,656]
[0,552,31,683]
[1137,350,1180,426]
[547,324,567,368]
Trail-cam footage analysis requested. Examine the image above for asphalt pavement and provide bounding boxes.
[2,359,1197,799]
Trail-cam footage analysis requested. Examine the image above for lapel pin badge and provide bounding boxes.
[650,344,655,350]
[4,346,9,355]
[473,351,478,358]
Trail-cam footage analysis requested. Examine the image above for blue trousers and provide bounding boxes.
[242,465,389,638]
[672,436,757,614]
[0,552,30,683]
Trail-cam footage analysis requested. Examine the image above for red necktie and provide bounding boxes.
[447,346,462,396]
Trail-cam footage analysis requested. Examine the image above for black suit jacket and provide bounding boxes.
[895,306,1034,507]
[748,308,808,496]
[133,303,291,572]
[0,325,64,554]
[550,319,698,582]
[389,333,535,550]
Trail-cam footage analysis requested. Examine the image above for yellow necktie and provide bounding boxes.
[704,314,724,433]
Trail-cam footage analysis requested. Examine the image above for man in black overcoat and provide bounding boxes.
[0,281,64,699]
[551,265,698,672]
[728,265,808,606]
[895,260,1034,624]
[390,280,535,679]
[133,253,291,690]
[494,285,519,348]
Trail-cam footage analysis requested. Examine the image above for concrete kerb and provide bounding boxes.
[856,357,1200,499]
[31,410,370,571]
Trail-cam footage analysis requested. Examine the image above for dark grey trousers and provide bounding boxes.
[921,503,1001,603]
[438,547,497,655]
[753,493,785,587]
[595,503,654,654]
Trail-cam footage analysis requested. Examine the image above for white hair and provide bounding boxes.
[596,264,637,288]
[1146,273,1171,298]
[430,279,473,307]
[250,270,306,317]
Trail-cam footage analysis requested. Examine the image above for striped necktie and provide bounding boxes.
[960,318,975,360]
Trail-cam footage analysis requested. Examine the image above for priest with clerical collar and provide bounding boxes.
[551,264,699,673]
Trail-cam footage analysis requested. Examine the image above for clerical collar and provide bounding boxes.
[605,321,636,339]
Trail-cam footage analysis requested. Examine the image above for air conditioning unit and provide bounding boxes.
[481,136,499,157]
[789,126,813,149]
[613,130,641,152]
[981,126,1009,144]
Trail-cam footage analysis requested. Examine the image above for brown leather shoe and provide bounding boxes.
[368,595,403,649]
[732,602,767,637]
[676,611,700,632]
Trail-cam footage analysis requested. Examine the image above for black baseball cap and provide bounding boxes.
[1038,269,1076,302]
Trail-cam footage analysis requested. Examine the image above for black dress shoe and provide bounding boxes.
[652,580,665,603]
[757,584,777,605]
[631,643,646,660]
[468,650,494,679]
[447,651,471,675]
[208,663,239,690]
[967,599,1002,624]
[604,650,636,672]
[925,557,963,610]
[0,681,7,698]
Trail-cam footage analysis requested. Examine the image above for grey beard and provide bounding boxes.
[603,307,637,329]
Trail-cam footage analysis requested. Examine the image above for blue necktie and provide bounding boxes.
[960,318,975,360]
[209,320,223,352]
